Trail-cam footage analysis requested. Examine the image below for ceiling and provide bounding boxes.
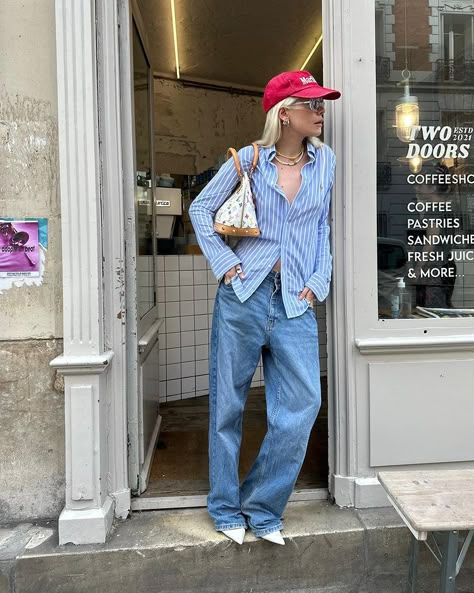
[136,0,323,90]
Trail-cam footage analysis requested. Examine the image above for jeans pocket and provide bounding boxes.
[223,273,240,286]
[220,276,236,291]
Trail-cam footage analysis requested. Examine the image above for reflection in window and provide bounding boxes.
[376,0,474,319]
[439,14,474,83]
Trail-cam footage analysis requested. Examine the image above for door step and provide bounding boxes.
[132,488,328,510]
[7,501,474,593]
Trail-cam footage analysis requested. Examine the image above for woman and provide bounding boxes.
[189,70,341,546]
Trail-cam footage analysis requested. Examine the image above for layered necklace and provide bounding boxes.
[274,145,305,166]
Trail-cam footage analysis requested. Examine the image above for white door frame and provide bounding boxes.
[50,0,356,546]
[120,0,162,496]
[51,0,131,544]
[52,0,380,545]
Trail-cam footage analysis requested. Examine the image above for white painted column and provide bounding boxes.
[324,0,357,507]
[324,0,382,508]
[51,0,118,544]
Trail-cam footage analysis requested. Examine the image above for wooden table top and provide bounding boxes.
[378,469,474,538]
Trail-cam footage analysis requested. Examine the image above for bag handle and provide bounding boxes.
[226,143,259,179]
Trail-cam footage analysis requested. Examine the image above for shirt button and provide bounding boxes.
[320,184,324,190]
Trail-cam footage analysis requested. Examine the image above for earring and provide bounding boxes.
[282,119,289,127]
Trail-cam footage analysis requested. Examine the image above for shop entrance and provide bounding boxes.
[126,0,330,510]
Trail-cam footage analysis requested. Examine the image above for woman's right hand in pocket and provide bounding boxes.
[224,264,245,284]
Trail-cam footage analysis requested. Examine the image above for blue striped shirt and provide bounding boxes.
[189,142,336,318]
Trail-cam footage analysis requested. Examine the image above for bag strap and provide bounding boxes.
[227,147,242,179]
[249,143,259,178]
[226,143,259,180]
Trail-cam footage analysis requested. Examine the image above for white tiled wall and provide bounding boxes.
[157,254,328,403]
[157,255,262,402]
[137,256,155,318]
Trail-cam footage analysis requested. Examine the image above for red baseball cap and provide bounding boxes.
[263,70,341,113]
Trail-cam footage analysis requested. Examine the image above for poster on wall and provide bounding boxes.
[0,218,48,292]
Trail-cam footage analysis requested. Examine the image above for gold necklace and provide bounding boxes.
[274,151,304,166]
[275,145,305,160]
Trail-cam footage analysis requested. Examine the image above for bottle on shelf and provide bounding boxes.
[391,276,411,319]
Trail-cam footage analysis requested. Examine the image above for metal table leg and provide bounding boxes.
[408,536,419,593]
[456,530,473,576]
[439,530,459,593]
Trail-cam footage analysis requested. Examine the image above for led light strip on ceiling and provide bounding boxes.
[301,34,323,70]
[169,2,322,85]
[170,0,180,79]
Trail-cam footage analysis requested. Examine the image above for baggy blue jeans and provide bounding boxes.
[208,271,321,537]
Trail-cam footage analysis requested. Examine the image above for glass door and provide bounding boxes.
[133,22,155,320]
[126,13,161,495]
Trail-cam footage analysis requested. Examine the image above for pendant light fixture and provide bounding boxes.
[395,0,419,143]
[395,70,419,143]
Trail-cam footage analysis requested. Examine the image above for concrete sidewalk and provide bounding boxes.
[1,501,473,593]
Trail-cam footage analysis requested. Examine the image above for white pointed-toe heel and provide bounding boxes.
[222,527,246,545]
[260,530,285,545]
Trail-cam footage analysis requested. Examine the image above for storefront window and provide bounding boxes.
[376,0,474,319]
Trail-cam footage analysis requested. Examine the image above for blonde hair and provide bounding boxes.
[255,97,323,149]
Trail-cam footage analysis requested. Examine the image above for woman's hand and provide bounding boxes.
[224,264,245,284]
[298,286,316,308]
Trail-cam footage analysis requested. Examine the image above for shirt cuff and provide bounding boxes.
[210,249,241,281]
[305,273,330,303]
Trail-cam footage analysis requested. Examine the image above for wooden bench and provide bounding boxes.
[378,469,474,593]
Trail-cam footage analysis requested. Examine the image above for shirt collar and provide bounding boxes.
[261,141,317,163]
